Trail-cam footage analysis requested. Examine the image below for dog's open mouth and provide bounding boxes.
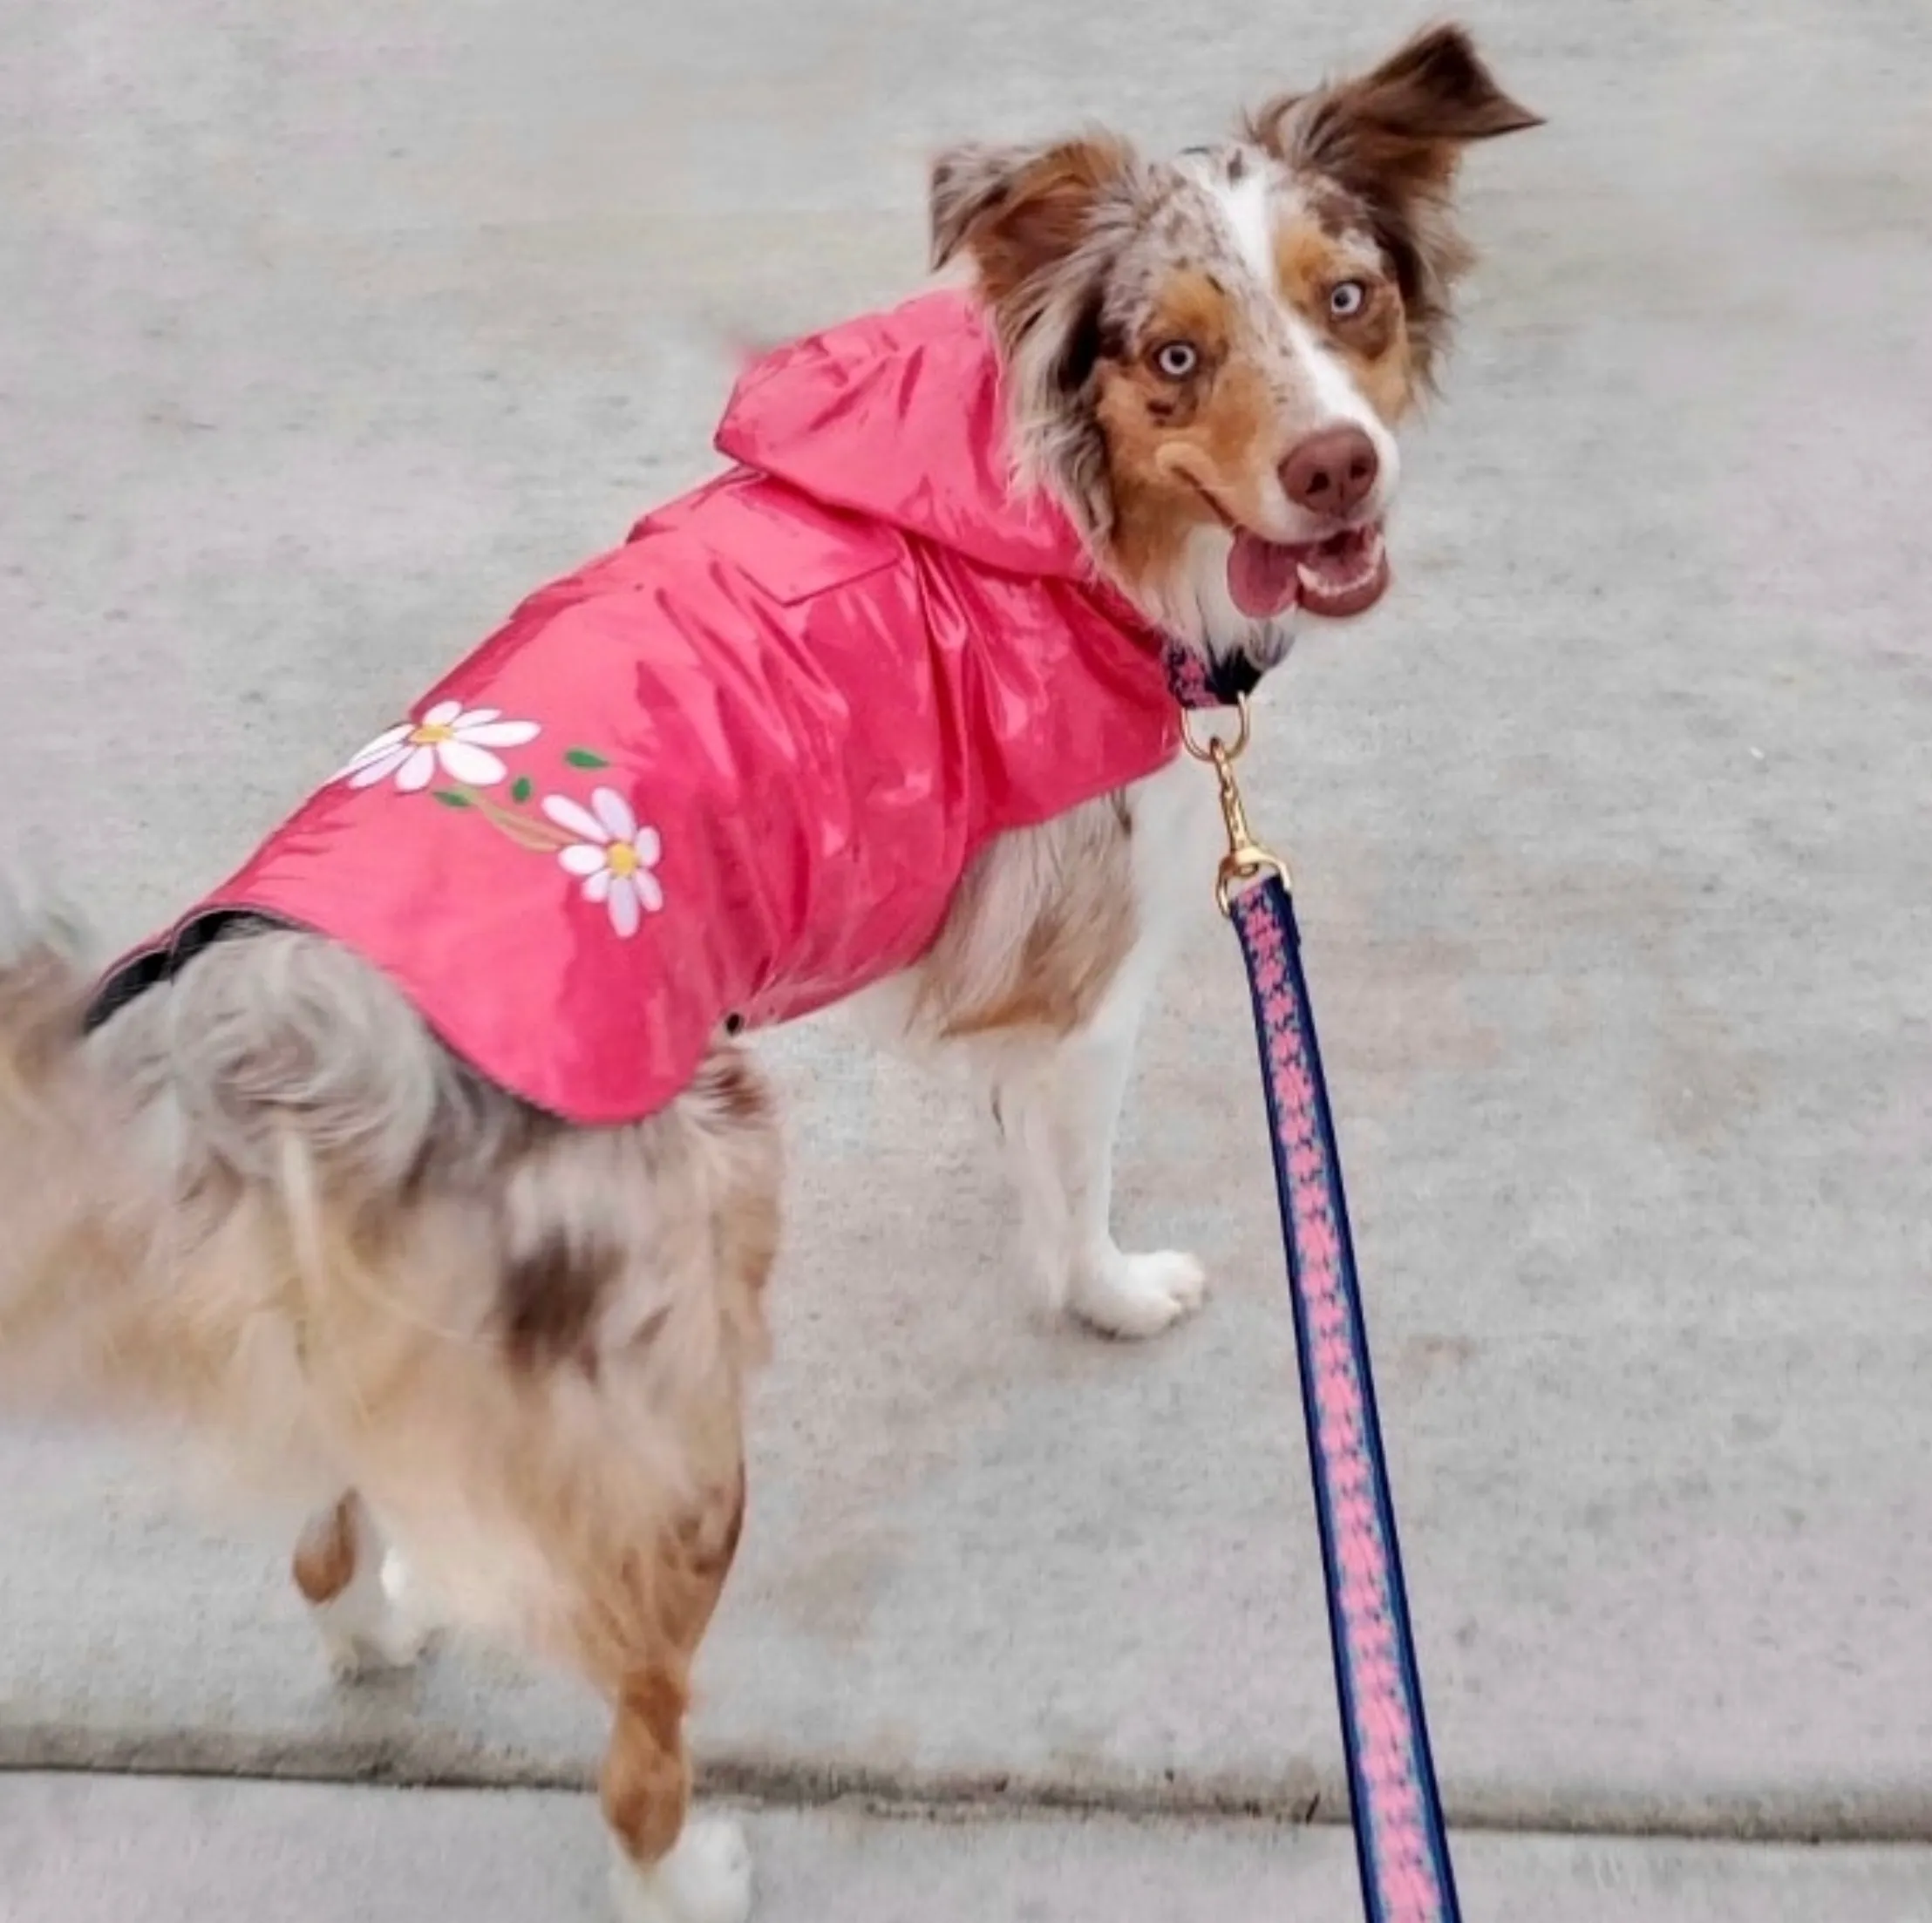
[1227,523,1390,622]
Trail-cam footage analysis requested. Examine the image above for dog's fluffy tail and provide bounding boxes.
[0,874,143,1383]
[0,884,88,1084]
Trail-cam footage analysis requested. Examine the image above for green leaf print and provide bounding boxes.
[511,776,534,803]
[565,748,610,770]
[432,790,473,809]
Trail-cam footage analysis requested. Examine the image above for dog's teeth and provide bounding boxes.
[1296,554,1379,601]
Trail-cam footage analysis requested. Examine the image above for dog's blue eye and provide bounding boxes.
[1153,341,1200,379]
[1329,281,1368,319]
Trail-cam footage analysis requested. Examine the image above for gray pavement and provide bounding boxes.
[10,1775,1932,1923]
[3,0,1932,1916]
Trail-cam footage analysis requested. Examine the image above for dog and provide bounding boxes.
[0,26,1535,1923]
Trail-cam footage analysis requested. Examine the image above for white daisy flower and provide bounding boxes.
[341,700,541,793]
[542,785,664,938]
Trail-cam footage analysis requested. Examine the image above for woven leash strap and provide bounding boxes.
[1160,639,1459,1923]
[1231,872,1460,1923]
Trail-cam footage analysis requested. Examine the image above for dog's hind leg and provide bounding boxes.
[588,1463,753,1923]
[378,1382,757,1923]
[330,1043,779,1923]
[573,1058,773,1923]
[291,1492,437,1681]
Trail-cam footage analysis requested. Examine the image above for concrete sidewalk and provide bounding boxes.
[3,0,1931,1916]
[10,1775,1932,1923]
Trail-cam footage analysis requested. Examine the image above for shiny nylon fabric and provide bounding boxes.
[94,291,1184,1125]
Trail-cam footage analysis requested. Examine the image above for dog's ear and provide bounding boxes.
[929,133,1138,302]
[1246,25,1539,384]
[1247,24,1541,194]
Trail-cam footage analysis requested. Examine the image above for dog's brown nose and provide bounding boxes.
[1280,426,1379,519]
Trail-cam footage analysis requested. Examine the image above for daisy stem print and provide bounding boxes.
[430,785,576,853]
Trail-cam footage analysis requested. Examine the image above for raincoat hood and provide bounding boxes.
[713,288,1090,581]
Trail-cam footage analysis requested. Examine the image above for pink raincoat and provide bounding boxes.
[94,289,1187,1125]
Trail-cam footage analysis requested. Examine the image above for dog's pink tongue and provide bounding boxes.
[1227,533,1302,619]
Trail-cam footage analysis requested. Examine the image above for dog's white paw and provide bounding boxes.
[314,1551,439,1682]
[1070,1247,1207,1340]
[611,1818,754,1923]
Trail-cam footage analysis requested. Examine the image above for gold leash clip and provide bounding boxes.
[1180,694,1289,917]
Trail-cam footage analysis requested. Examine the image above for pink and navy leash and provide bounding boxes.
[1170,644,1461,1923]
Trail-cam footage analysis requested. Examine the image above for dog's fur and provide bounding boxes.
[0,29,1534,1923]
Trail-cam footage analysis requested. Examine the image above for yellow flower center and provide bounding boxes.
[605,842,641,880]
[408,722,455,746]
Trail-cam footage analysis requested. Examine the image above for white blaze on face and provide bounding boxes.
[1201,155,1400,510]
[1214,163,1277,285]
[1282,306,1400,501]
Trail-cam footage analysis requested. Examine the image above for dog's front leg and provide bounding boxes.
[997,969,1206,1341]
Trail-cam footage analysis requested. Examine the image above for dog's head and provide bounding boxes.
[929,24,1539,664]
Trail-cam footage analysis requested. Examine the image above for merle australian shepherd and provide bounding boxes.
[0,26,1535,1922]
